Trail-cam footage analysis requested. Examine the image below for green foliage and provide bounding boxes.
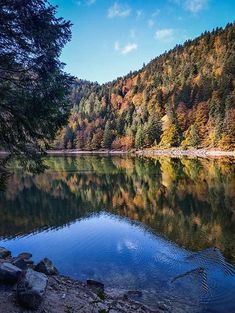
[102,121,113,148]
[64,127,75,149]
[143,113,162,146]
[183,124,200,148]
[161,123,181,147]
[135,127,144,148]
[0,0,72,157]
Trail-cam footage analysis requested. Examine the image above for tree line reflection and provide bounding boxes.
[0,155,234,263]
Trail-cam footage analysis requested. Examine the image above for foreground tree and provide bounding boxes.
[0,0,72,158]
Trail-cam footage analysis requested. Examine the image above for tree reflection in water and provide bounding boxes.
[0,155,234,263]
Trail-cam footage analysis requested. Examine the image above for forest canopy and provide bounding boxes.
[56,23,235,151]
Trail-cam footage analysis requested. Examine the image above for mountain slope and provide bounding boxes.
[55,23,235,151]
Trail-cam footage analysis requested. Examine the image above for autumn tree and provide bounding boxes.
[55,23,235,151]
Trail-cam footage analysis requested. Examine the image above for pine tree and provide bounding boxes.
[102,121,113,148]
[189,125,200,147]
[144,114,162,146]
[0,0,72,157]
[135,127,144,149]
[64,127,74,149]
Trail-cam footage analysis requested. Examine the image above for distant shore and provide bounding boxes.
[1,148,235,159]
[45,148,235,158]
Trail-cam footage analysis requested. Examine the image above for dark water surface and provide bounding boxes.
[0,155,234,312]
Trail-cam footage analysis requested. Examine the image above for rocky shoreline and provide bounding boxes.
[0,247,159,313]
[136,148,235,158]
[45,148,235,158]
[1,148,234,159]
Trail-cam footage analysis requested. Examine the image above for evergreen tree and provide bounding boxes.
[135,127,144,149]
[64,127,74,149]
[102,121,113,148]
[0,0,72,157]
[116,116,125,136]
[143,114,162,146]
[189,125,200,147]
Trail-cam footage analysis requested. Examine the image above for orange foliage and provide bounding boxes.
[111,136,134,150]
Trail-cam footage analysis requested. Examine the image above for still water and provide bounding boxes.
[0,155,234,312]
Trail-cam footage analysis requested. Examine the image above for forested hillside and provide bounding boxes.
[54,23,235,151]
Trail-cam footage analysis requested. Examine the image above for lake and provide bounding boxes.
[0,155,234,312]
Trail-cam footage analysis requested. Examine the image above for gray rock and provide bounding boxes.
[0,247,11,259]
[87,279,104,294]
[35,258,58,275]
[17,268,48,309]
[13,258,33,270]
[127,290,142,297]
[0,262,22,284]
[17,252,32,260]
[13,252,34,270]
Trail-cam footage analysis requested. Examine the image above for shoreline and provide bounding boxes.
[0,247,156,313]
[1,148,235,159]
[45,148,235,158]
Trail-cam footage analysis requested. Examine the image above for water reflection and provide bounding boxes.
[0,156,234,262]
[0,155,235,312]
[1,212,235,312]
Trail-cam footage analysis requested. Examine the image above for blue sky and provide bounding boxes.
[50,0,235,83]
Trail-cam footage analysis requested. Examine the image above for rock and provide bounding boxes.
[0,247,11,259]
[158,302,169,311]
[126,290,142,298]
[17,268,48,309]
[0,262,22,284]
[87,279,104,293]
[35,258,58,275]
[16,252,32,260]
[13,258,33,270]
[12,252,33,270]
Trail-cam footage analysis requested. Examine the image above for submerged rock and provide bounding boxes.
[87,279,104,293]
[16,252,32,260]
[0,247,11,259]
[35,258,58,275]
[127,290,143,297]
[0,262,22,284]
[17,268,48,309]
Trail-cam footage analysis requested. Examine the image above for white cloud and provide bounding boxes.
[108,2,131,18]
[86,0,96,5]
[124,239,138,250]
[171,0,208,13]
[121,43,138,54]
[152,9,160,17]
[185,0,208,13]
[114,41,138,55]
[155,28,174,41]
[114,41,120,51]
[136,9,143,19]
[148,19,155,28]
[76,0,96,5]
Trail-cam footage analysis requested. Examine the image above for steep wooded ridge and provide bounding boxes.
[54,23,235,151]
